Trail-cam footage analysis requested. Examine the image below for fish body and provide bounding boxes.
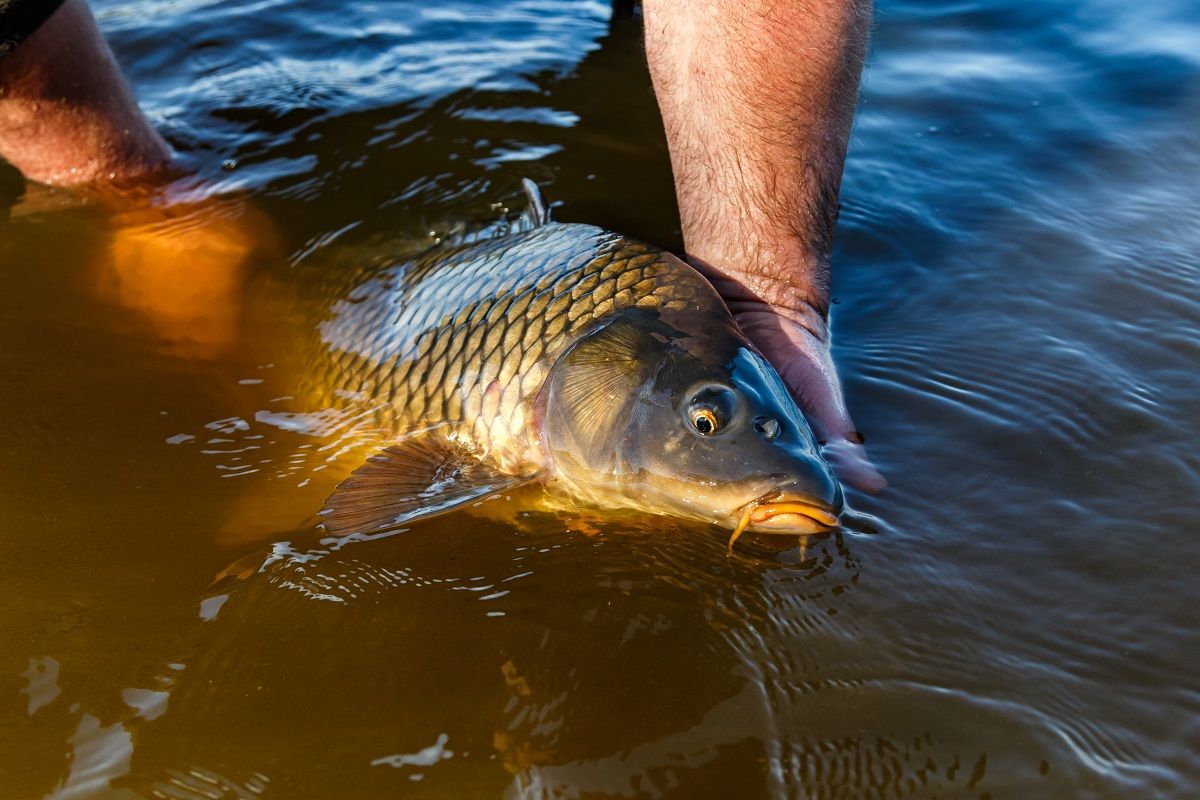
[318,192,842,544]
[318,222,713,475]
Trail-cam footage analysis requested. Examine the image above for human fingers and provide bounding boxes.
[735,310,886,493]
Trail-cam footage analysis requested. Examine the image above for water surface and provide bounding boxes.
[1,1,1198,797]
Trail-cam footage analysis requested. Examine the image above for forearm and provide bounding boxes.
[0,0,170,185]
[643,0,869,334]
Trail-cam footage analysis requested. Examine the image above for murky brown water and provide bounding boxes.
[2,1,1198,798]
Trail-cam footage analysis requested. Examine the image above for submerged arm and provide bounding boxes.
[644,0,883,491]
[0,0,170,185]
[0,1,277,360]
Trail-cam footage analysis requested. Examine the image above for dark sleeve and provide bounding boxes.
[0,0,68,61]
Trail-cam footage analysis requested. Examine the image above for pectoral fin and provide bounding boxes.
[319,430,529,538]
[547,313,662,455]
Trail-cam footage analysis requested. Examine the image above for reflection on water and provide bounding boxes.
[1,0,1198,798]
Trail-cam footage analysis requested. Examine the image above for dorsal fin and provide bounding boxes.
[521,178,549,227]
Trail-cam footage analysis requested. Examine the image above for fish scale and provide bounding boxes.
[316,222,718,474]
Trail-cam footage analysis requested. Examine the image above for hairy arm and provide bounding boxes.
[0,0,170,185]
[644,0,883,491]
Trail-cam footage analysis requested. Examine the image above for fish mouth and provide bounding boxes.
[727,492,841,551]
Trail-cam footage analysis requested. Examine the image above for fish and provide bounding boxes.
[316,181,842,548]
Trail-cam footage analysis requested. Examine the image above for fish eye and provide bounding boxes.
[691,408,718,435]
[685,385,739,436]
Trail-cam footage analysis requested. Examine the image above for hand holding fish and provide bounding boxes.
[731,301,886,493]
[682,253,884,493]
[2,0,881,549]
[644,0,882,492]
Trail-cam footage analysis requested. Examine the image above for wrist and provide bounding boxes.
[684,240,832,340]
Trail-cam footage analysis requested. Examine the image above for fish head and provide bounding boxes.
[542,309,842,538]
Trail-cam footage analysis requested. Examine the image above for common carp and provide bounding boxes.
[316,182,842,548]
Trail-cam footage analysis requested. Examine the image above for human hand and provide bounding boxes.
[696,256,883,494]
[723,297,886,494]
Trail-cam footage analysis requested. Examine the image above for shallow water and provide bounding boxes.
[2,1,1198,797]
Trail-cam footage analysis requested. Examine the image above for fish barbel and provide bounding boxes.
[317,182,842,545]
